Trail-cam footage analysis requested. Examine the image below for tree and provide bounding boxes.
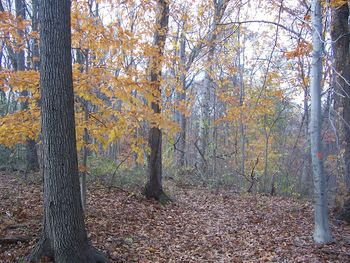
[144,0,170,201]
[331,0,350,223]
[309,0,332,244]
[197,0,229,175]
[15,0,40,172]
[27,1,107,261]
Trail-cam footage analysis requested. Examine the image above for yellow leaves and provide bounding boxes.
[0,11,33,52]
[164,87,172,97]
[330,0,348,7]
[0,108,40,147]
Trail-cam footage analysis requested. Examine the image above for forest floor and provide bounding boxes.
[0,172,350,263]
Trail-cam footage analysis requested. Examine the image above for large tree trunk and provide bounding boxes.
[15,0,40,172]
[331,2,350,223]
[310,0,332,244]
[144,0,169,201]
[26,1,107,262]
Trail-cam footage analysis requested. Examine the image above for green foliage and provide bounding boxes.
[0,145,26,170]
[87,156,146,189]
[88,156,117,177]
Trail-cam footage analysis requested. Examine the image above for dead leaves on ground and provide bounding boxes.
[0,172,349,262]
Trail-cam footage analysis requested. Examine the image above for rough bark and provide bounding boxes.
[310,0,332,244]
[26,1,107,262]
[331,2,350,223]
[144,0,170,201]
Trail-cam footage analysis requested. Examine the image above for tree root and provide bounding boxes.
[25,237,53,262]
[0,236,31,244]
[143,187,172,204]
[158,191,172,205]
[85,246,109,263]
[25,238,108,263]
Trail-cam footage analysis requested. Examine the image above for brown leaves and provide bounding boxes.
[0,173,350,262]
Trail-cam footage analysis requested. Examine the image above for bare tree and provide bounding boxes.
[309,0,332,244]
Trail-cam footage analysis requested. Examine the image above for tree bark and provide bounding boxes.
[26,1,107,262]
[310,0,332,244]
[144,0,169,201]
[331,1,350,223]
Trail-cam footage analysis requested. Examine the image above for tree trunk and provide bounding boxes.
[76,48,89,212]
[238,28,245,178]
[300,83,311,196]
[177,28,187,167]
[263,114,269,192]
[15,0,40,172]
[197,0,229,176]
[144,0,169,201]
[331,1,350,223]
[15,0,25,72]
[310,0,332,244]
[27,1,107,262]
[31,0,40,70]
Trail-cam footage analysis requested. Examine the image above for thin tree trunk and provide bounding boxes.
[238,2,245,178]
[15,0,25,72]
[27,1,107,261]
[263,114,269,192]
[76,48,89,212]
[310,0,332,244]
[300,83,311,196]
[15,0,40,172]
[198,0,229,176]
[144,0,169,201]
[177,28,187,167]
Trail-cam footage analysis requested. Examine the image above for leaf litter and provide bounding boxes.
[0,172,349,262]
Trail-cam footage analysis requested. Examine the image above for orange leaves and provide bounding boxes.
[0,10,32,52]
[285,40,312,59]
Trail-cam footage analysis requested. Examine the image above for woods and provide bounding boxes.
[0,0,350,262]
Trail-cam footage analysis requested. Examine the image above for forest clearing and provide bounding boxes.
[0,172,349,263]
